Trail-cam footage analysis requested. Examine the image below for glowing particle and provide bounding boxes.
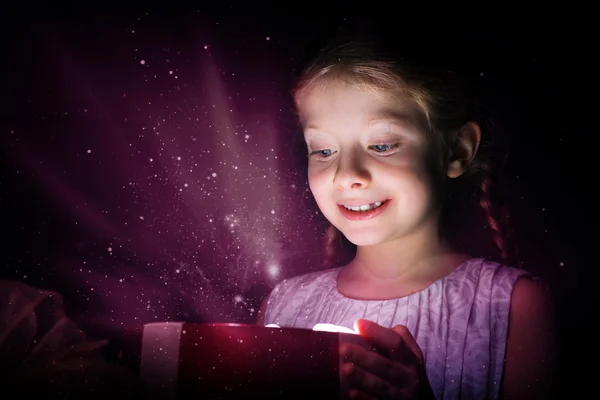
[244,134,250,139]
[234,295,243,303]
[204,45,208,50]
[139,216,145,220]
[559,262,564,266]
[184,183,188,187]
[87,149,91,154]
[140,60,146,65]
[107,247,113,252]
[177,156,182,161]
[212,172,217,177]
[169,70,173,75]
[268,264,279,277]
[266,36,270,41]
[271,209,275,214]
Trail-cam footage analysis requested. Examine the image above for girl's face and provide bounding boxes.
[297,80,441,247]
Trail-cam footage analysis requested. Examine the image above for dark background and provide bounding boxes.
[1,6,594,397]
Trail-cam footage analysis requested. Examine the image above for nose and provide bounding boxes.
[333,150,371,191]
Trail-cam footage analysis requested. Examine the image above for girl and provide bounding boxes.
[257,35,556,399]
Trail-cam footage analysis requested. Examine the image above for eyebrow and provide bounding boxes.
[304,113,415,131]
[368,110,419,129]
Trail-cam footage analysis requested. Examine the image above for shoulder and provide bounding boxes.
[510,276,554,313]
[457,258,532,289]
[448,259,531,302]
[268,267,340,305]
[508,275,555,338]
[256,267,340,325]
[462,258,529,278]
[503,276,557,398]
[274,267,341,292]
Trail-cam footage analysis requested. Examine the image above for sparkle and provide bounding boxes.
[267,264,279,278]
[4,18,326,334]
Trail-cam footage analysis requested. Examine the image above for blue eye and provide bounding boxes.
[368,143,401,153]
[309,149,334,158]
[372,144,389,152]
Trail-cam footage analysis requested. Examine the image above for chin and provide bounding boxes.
[339,229,389,247]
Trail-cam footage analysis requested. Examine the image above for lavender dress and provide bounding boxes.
[263,258,530,400]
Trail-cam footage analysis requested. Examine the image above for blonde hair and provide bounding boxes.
[293,39,518,268]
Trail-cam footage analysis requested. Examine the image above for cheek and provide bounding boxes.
[382,160,432,196]
[393,166,437,208]
[307,168,328,201]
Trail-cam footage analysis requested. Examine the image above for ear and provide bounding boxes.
[447,121,481,178]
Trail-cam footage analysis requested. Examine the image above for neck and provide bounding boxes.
[349,221,459,282]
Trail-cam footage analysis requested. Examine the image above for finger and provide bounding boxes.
[391,324,425,364]
[341,342,410,385]
[354,319,413,361]
[343,362,402,400]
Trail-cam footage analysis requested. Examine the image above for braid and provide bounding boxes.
[322,224,355,268]
[478,159,520,267]
[323,224,339,268]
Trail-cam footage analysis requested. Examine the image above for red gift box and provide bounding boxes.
[117,322,366,399]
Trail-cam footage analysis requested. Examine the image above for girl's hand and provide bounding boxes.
[340,319,436,400]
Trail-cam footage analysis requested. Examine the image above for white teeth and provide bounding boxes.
[343,201,385,212]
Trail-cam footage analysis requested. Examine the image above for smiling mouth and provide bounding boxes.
[341,200,388,212]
